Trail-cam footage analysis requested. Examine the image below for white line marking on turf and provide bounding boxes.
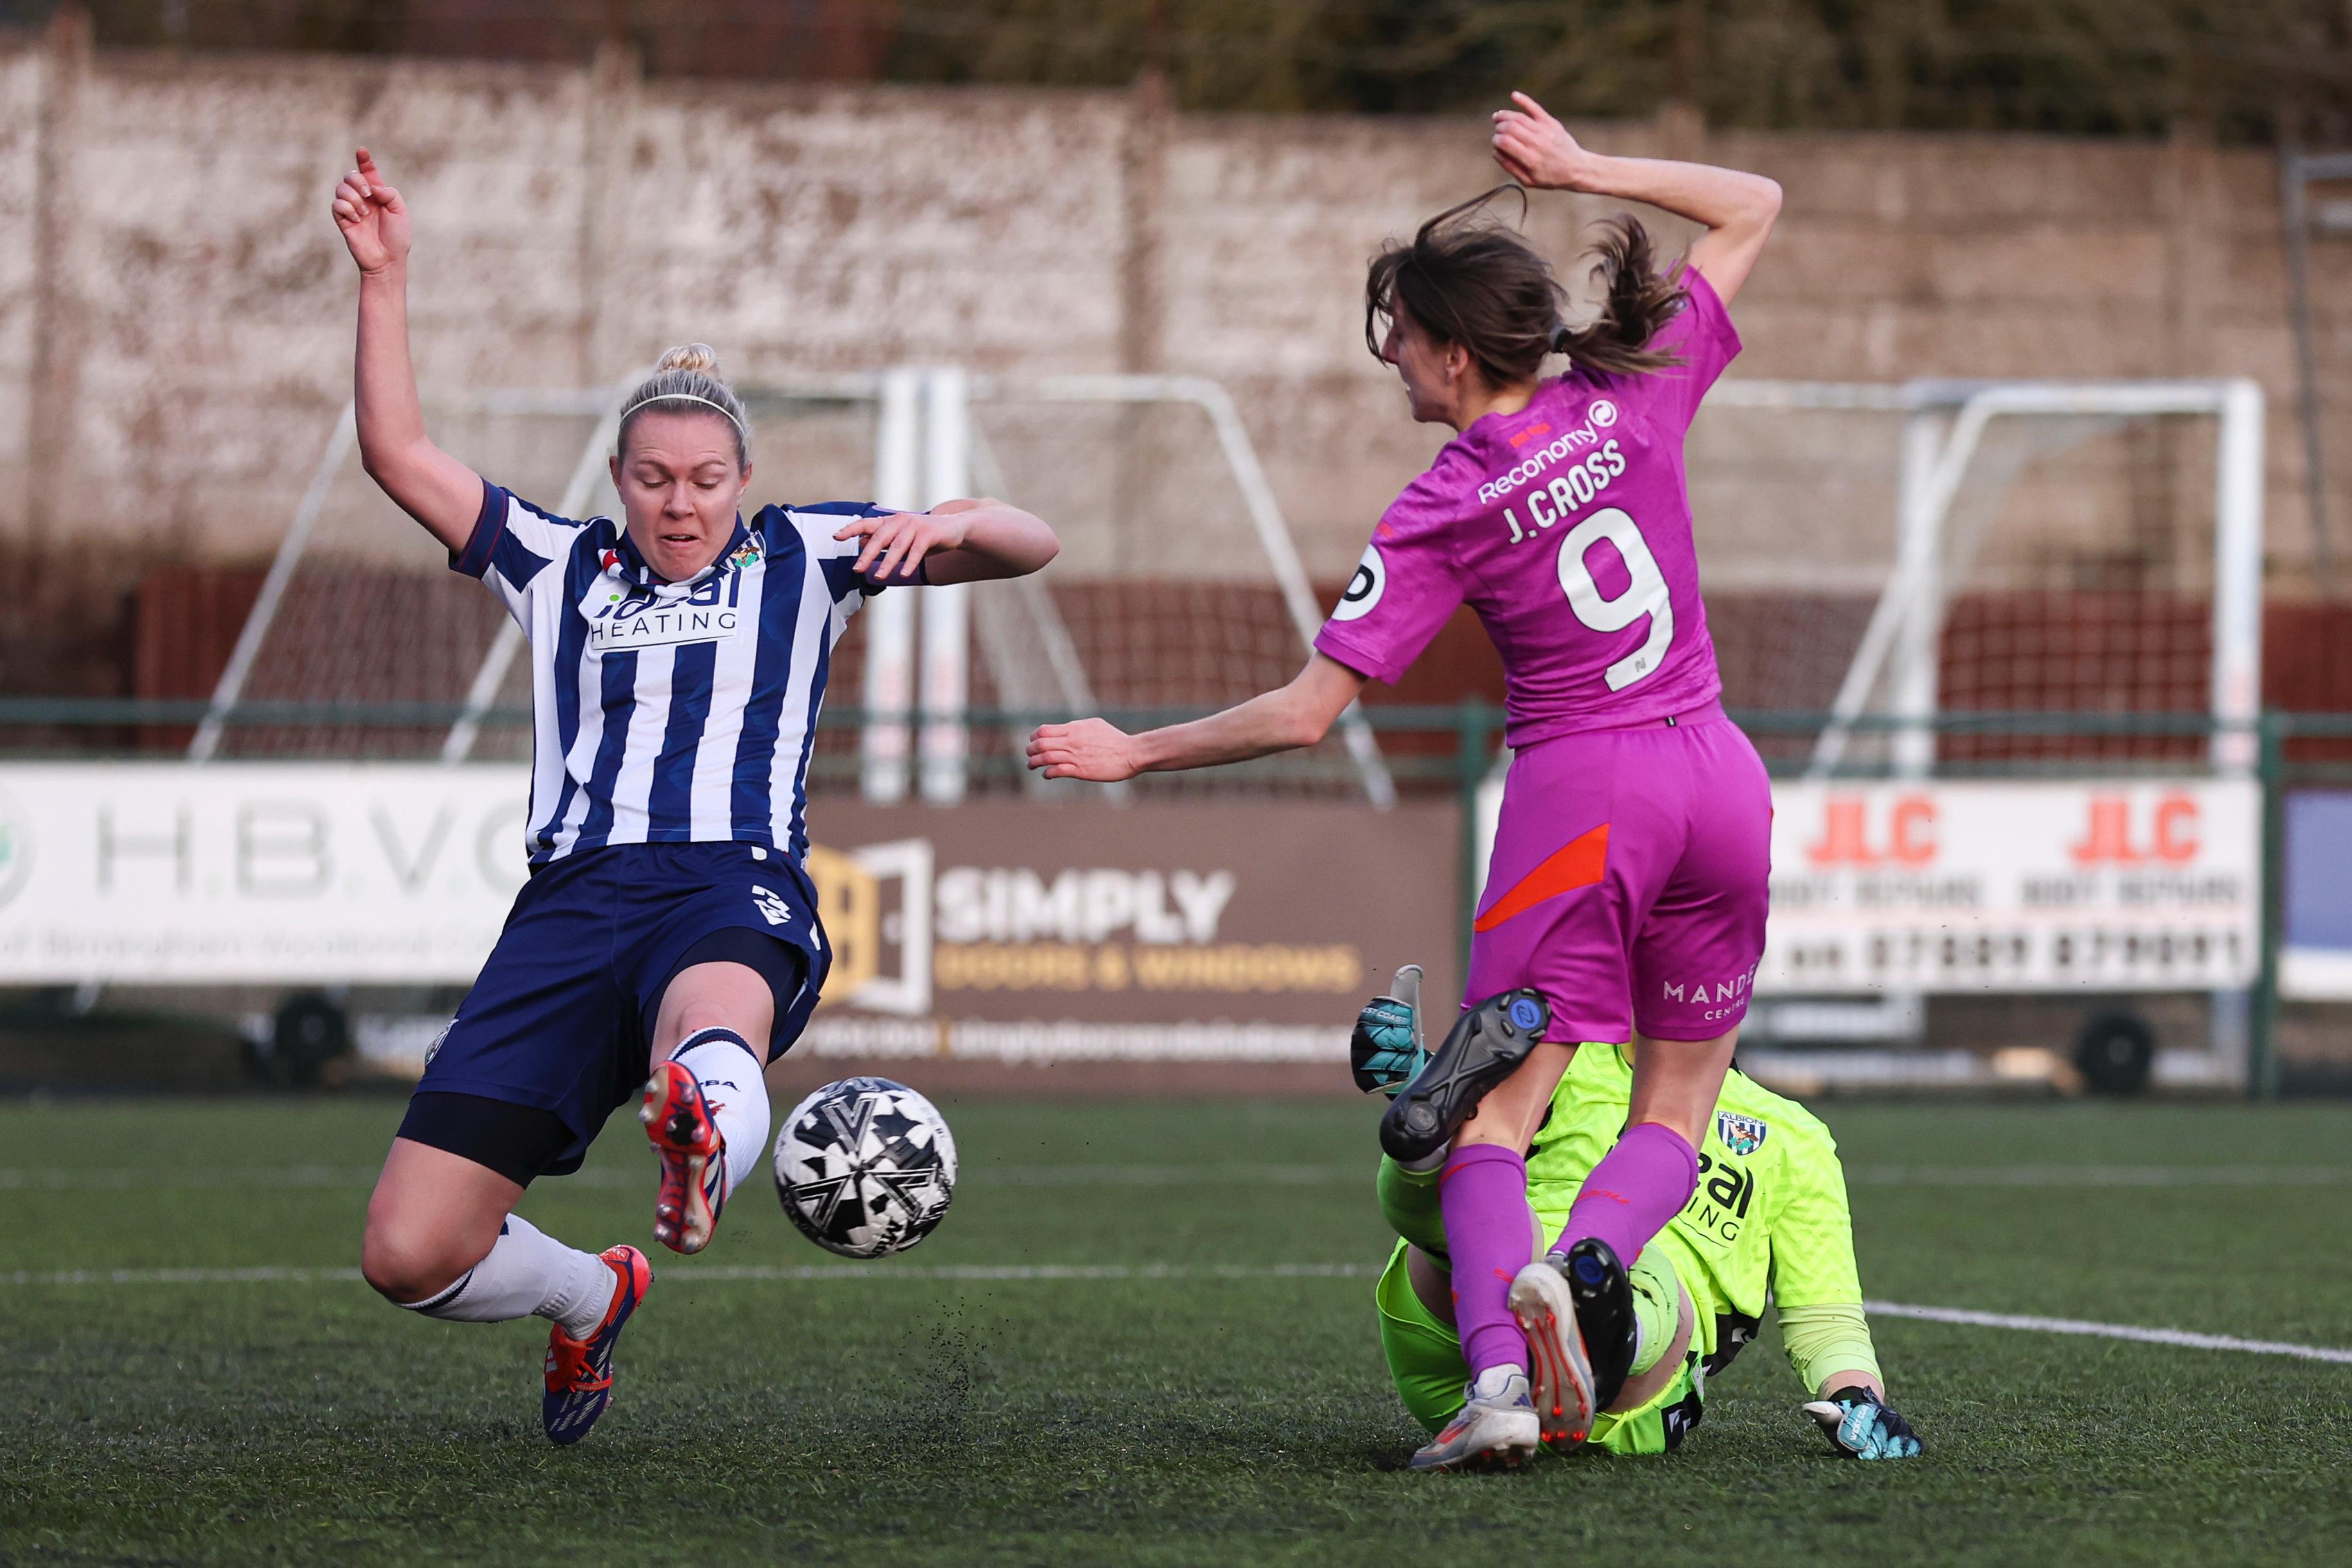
[1865,1300,2352,1365]
[1852,1165,2352,1188]
[0,1262,1374,1287]
[13,1264,2350,1368]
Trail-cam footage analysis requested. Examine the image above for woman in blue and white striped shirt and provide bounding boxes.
[332,149,1057,1444]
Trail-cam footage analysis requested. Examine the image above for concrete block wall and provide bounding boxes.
[0,28,2342,607]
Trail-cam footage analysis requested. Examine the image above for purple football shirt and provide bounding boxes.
[1315,267,1741,748]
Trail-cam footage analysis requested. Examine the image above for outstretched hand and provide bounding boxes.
[834,508,970,581]
[1802,1387,1924,1461]
[331,149,410,276]
[1026,718,1143,783]
[1491,92,1592,191]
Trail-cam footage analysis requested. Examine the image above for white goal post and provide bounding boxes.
[1467,374,2267,1091]
[197,370,1398,808]
[1739,376,2267,778]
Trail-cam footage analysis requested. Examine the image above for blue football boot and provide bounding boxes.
[541,1244,652,1446]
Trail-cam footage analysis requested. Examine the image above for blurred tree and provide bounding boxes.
[884,0,2352,142]
[46,1,898,81]
[4,0,2348,143]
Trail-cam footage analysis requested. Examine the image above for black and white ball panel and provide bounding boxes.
[773,1076,957,1259]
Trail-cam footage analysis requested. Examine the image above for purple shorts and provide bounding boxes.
[1466,703,1771,1043]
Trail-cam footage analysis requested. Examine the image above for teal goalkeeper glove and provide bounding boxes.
[1350,995,1423,1095]
[1803,1386,1923,1461]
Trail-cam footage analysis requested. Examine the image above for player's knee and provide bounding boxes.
[656,968,777,1060]
[360,1214,485,1305]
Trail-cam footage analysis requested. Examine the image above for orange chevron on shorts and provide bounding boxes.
[1473,823,1610,932]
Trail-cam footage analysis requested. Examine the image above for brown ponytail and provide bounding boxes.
[1364,188,1687,388]
[1554,214,1689,377]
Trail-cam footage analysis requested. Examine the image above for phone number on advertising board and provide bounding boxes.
[1771,925,2253,983]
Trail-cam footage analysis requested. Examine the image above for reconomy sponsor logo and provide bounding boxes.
[1475,397,1619,505]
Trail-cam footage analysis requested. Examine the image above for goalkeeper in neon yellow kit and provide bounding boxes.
[1356,971,1923,1459]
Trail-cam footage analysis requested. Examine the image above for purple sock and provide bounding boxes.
[1553,1122,1699,1264]
[1439,1143,1534,1379]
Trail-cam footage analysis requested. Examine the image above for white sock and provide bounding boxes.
[397,1213,616,1337]
[672,1027,770,1201]
[1469,1363,1528,1400]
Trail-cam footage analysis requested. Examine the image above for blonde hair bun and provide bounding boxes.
[654,342,722,376]
[619,342,750,464]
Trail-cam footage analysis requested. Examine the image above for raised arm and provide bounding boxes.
[1491,94,1782,306]
[832,496,1060,586]
[331,150,487,553]
[1026,654,1365,783]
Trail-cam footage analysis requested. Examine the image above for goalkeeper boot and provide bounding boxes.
[1408,1365,1542,1472]
[1561,1238,1640,1411]
[1506,1252,1597,1449]
[541,1244,651,1446]
[641,1059,728,1255]
[1379,989,1549,1163]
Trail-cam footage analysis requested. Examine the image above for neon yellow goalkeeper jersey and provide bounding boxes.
[1523,1045,1865,1378]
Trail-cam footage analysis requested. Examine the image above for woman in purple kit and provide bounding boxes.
[1028,92,1783,1470]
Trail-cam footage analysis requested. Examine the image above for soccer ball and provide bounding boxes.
[772,1076,958,1259]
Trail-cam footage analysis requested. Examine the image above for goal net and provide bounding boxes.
[195,370,1393,805]
[191,381,889,765]
[1475,376,2267,1093]
[1681,378,2263,775]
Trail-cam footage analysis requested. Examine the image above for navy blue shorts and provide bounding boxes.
[404,841,830,1179]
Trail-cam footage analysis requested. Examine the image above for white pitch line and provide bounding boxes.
[1865,1300,2352,1364]
[8,1263,2351,1366]
[0,1261,1373,1288]
[663,1261,1374,1283]
[1852,1165,2352,1188]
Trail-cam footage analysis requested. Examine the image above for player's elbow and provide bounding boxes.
[1012,507,1060,574]
[357,436,425,495]
[1277,697,1335,751]
[1744,176,1784,231]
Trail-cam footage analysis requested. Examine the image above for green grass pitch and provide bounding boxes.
[4,1092,2351,1565]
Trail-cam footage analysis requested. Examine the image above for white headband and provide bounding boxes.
[620,392,747,439]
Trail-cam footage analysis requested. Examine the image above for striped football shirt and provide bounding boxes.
[450,481,904,866]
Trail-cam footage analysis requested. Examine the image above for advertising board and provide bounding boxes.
[1759,780,2260,994]
[0,767,2261,1054]
[0,766,1461,1063]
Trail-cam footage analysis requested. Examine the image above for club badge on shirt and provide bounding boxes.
[1717,1111,1769,1156]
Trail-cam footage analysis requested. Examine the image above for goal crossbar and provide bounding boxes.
[1707,377,2267,778]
